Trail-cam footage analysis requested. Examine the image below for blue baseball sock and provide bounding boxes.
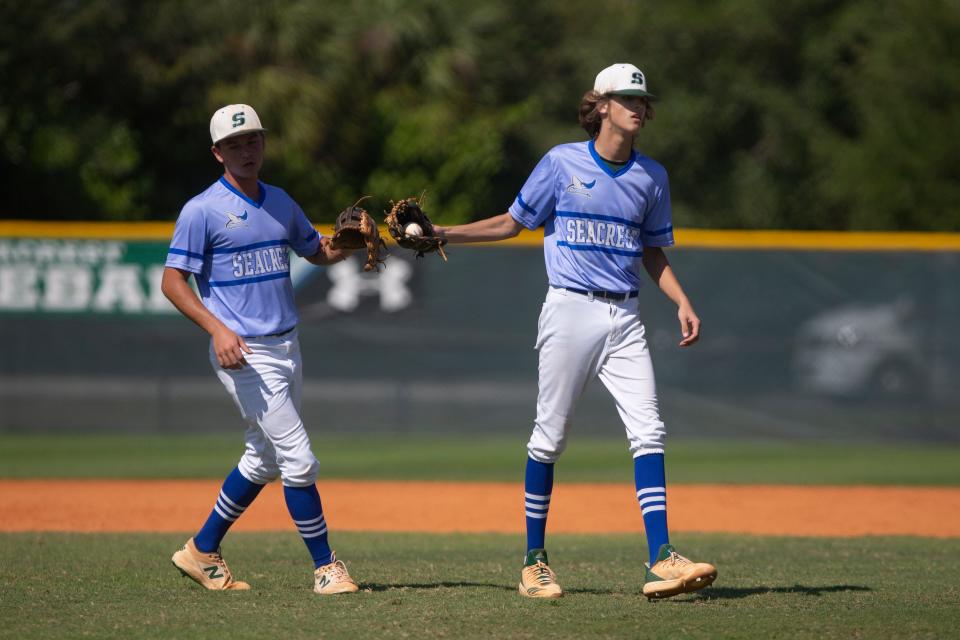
[524,456,555,552]
[194,466,265,553]
[283,484,333,568]
[634,453,669,565]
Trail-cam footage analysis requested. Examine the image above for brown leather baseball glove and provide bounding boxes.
[330,203,387,272]
[384,196,447,261]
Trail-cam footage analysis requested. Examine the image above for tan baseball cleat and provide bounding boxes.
[518,549,564,599]
[171,537,250,591]
[643,544,717,599]
[313,553,359,594]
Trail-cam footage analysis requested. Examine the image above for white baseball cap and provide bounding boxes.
[593,63,657,100]
[209,104,267,144]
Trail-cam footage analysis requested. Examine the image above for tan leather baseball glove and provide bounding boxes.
[331,203,387,272]
[384,196,447,261]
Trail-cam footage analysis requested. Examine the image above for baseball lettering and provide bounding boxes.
[232,112,245,128]
[565,219,640,251]
[632,71,644,85]
[92,265,145,312]
[231,247,290,278]
[0,240,176,314]
[269,249,283,271]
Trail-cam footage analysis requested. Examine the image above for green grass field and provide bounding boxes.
[1,532,957,640]
[2,434,959,639]
[2,433,960,484]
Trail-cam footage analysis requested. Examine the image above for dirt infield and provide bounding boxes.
[2,480,959,537]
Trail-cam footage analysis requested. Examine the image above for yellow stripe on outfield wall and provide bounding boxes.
[0,221,337,240]
[1,221,959,251]
[672,229,960,251]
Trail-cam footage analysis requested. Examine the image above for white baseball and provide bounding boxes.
[404,222,423,237]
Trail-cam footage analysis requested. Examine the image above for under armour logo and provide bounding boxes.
[327,256,412,312]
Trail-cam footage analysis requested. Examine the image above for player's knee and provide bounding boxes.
[527,447,562,464]
[238,458,280,484]
[279,454,319,486]
[528,412,574,460]
[628,422,666,457]
[527,438,567,464]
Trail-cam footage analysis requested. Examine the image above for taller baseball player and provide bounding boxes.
[435,64,717,599]
[161,104,360,594]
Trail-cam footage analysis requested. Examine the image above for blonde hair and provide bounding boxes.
[578,90,608,138]
[578,91,655,138]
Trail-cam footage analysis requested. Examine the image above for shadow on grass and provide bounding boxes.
[358,582,872,600]
[682,584,872,601]
[561,587,621,595]
[362,581,517,592]
[363,582,636,596]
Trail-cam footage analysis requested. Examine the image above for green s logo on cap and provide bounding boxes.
[631,72,644,85]
[232,112,246,128]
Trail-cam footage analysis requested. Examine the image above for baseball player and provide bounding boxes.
[161,104,359,594]
[434,64,717,599]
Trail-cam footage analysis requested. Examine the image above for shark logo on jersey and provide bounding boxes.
[566,176,597,197]
[225,211,249,230]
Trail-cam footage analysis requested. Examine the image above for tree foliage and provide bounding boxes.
[1,0,958,229]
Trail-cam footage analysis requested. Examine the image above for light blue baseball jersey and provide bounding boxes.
[509,140,674,292]
[165,177,321,338]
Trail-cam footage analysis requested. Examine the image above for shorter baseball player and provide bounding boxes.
[162,104,359,594]
[435,64,717,599]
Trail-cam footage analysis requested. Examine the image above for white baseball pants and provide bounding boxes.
[527,286,666,463]
[211,329,320,487]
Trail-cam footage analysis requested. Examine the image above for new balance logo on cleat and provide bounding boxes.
[203,564,225,580]
[313,553,359,595]
[170,537,250,591]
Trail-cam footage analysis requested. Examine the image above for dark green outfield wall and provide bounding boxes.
[1,240,957,441]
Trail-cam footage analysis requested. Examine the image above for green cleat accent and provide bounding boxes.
[519,549,563,598]
[645,543,677,582]
[524,548,550,567]
[643,544,717,600]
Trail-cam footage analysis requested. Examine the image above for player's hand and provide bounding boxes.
[677,302,701,347]
[213,327,253,369]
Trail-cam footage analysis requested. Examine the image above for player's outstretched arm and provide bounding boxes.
[160,267,253,368]
[305,236,354,266]
[433,212,523,244]
[641,247,701,347]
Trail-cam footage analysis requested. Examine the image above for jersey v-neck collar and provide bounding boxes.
[219,176,267,208]
[588,139,637,178]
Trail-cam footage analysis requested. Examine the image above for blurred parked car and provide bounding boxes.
[793,298,931,400]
